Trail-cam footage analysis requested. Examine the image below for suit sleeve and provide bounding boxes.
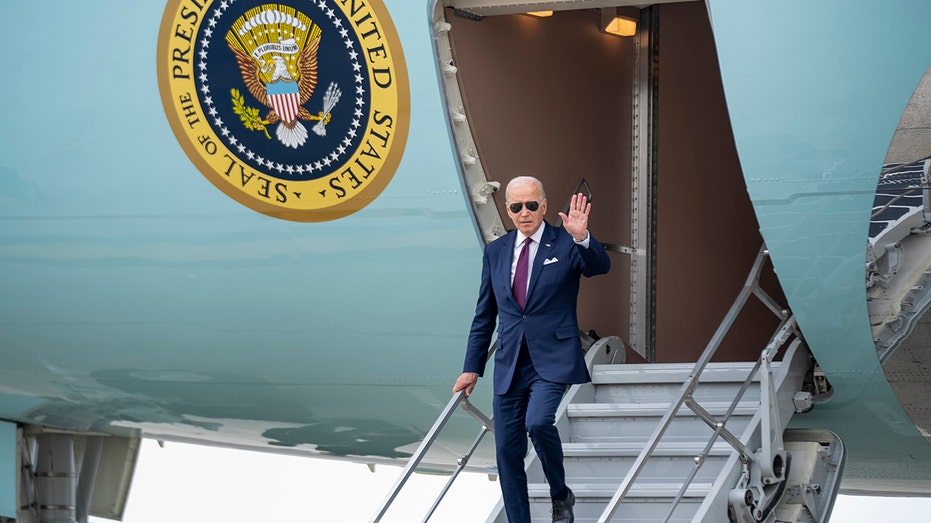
[463,247,497,376]
[576,233,612,277]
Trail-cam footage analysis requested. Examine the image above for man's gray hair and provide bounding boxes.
[505,176,546,201]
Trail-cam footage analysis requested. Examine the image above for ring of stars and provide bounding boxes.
[196,0,367,178]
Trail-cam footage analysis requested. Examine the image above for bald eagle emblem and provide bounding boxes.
[225,8,341,148]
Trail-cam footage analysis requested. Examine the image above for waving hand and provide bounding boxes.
[559,193,591,242]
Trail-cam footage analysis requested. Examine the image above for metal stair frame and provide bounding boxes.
[691,337,809,522]
[595,246,797,522]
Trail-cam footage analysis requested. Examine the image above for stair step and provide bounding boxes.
[569,416,752,444]
[526,482,709,523]
[523,441,734,485]
[529,507,697,523]
[590,362,771,406]
[590,362,770,385]
[593,380,764,405]
[528,504,698,523]
[561,459,729,485]
[567,400,759,418]
[528,482,712,499]
[562,441,734,457]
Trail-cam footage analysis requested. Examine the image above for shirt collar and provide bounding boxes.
[516,223,545,248]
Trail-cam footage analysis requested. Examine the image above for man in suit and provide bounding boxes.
[453,176,611,523]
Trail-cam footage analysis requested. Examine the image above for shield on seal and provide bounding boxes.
[266,80,301,123]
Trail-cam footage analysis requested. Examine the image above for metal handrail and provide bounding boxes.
[369,343,496,523]
[597,245,797,522]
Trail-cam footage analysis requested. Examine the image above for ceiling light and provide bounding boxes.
[601,7,639,37]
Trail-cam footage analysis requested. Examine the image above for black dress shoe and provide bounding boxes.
[551,487,575,523]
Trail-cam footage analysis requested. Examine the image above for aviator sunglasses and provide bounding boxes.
[508,201,540,213]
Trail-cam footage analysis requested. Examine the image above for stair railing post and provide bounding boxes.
[421,424,492,523]
[369,341,497,523]
[369,391,469,523]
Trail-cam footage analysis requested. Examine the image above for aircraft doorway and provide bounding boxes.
[434,1,784,364]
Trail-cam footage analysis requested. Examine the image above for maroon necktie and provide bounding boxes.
[513,237,531,309]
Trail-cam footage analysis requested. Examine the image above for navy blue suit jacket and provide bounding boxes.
[463,222,611,394]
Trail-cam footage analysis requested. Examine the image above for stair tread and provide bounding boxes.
[528,482,712,498]
[562,441,734,457]
[591,362,777,385]
[567,401,759,417]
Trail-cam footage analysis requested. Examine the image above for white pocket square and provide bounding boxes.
[543,257,559,265]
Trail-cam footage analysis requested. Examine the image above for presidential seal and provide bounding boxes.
[157,0,409,221]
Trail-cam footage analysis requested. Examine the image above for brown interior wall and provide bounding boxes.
[654,3,780,362]
[446,9,635,345]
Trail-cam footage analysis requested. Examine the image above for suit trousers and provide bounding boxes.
[493,341,568,523]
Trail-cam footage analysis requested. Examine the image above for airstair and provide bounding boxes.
[487,335,842,522]
[371,247,845,522]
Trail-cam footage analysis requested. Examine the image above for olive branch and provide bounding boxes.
[231,88,271,139]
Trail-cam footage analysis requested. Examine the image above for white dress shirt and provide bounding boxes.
[510,224,590,295]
